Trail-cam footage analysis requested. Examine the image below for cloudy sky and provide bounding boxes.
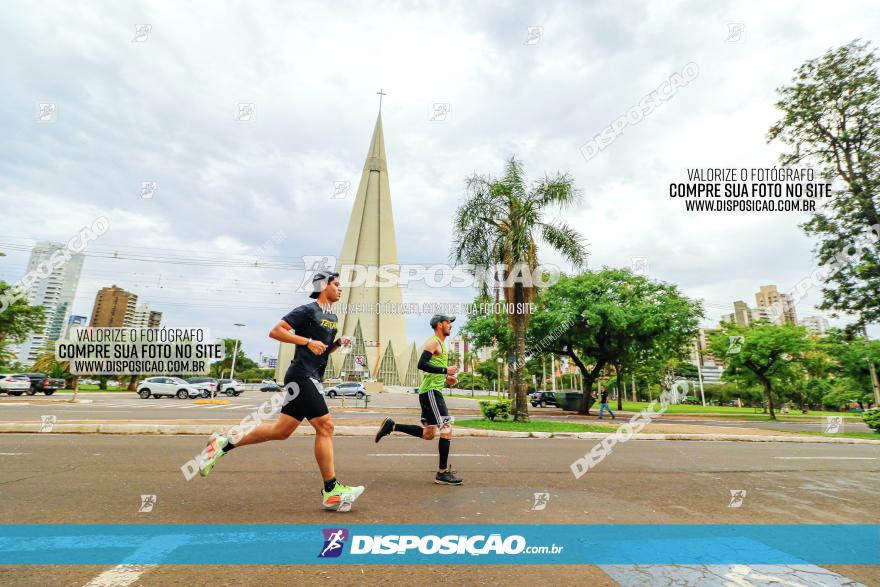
[2,0,879,361]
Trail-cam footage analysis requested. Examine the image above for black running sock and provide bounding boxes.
[439,438,450,470]
[222,440,236,452]
[394,423,424,438]
[323,477,337,493]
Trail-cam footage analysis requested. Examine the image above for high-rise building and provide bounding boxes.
[61,314,88,340]
[90,285,138,327]
[15,241,85,364]
[721,300,771,327]
[802,315,830,335]
[445,335,467,372]
[131,303,162,329]
[691,328,725,384]
[275,112,411,385]
[755,284,797,325]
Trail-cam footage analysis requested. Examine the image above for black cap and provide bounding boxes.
[430,314,456,328]
[309,270,339,299]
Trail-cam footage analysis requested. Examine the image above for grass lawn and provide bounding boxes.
[456,418,614,433]
[781,430,880,441]
[618,401,864,419]
[447,393,506,402]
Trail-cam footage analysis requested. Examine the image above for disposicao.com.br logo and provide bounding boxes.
[319,528,563,558]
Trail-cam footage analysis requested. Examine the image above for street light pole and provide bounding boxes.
[229,323,246,382]
[694,341,706,406]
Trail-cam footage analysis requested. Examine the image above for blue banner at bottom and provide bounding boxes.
[0,525,877,565]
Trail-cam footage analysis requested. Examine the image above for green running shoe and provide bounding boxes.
[199,432,227,477]
[321,482,365,510]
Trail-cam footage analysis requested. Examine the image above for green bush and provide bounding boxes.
[863,408,880,433]
[478,399,511,421]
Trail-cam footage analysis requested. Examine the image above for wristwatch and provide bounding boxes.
[306,338,312,346]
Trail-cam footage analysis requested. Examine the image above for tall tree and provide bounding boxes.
[452,157,587,421]
[529,269,703,413]
[0,281,45,368]
[820,328,880,408]
[210,338,257,378]
[767,40,880,403]
[707,322,811,420]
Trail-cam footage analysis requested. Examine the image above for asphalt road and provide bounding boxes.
[0,391,479,422]
[3,392,873,434]
[0,434,878,586]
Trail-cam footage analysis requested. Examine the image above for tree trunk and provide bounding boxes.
[615,365,623,411]
[760,377,776,420]
[512,310,529,422]
[127,374,137,392]
[581,371,595,415]
[561,348,606,416]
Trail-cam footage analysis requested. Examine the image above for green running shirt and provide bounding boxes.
[418,335,447,393]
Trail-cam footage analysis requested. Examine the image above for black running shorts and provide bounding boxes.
[280,376,330,421]
[419,389,452,427]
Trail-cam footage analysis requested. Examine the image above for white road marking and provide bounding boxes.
[82,535,188,587]
[0,452,28,455]
[774,456,877,460]
[83,564,150,587]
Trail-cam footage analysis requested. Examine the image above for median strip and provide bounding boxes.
[0,422,878,443]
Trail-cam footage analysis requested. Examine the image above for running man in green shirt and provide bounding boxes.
[374,314,462,485]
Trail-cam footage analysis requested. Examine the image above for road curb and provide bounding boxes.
[1,422,878,444]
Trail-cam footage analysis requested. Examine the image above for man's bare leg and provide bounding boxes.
[233,414,300,447]
[310,414,336,481]
[199,414,300,477]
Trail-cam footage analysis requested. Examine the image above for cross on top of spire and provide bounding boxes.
[376,89,387,112]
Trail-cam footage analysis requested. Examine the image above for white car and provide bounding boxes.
[0,374,31,396]
[136,376,210,399]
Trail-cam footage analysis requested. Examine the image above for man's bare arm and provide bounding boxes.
[269,320,327,355]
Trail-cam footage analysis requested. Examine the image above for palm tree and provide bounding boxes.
[32,347,79,401]
[452,156,587,421]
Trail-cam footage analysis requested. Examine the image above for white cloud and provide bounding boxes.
[2,0,879,360]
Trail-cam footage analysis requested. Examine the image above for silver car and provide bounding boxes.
[136,376,210,399]
[0,374,31,395]
[324,381,366,399]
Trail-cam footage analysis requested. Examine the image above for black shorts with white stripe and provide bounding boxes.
[419,389,452,427]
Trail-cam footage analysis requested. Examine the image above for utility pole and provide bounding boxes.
[229,323,246,381]
[542,357,546,391]
[694,341,706,406]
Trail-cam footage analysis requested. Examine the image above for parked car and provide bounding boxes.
[136,377,210,399]
[530,391,559,408]
[15,373,65,396]
[217,379,242,396]
[261,382,281,392]
[186,377,219,398]
[0,374,32,395]
[324,381,366,399]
